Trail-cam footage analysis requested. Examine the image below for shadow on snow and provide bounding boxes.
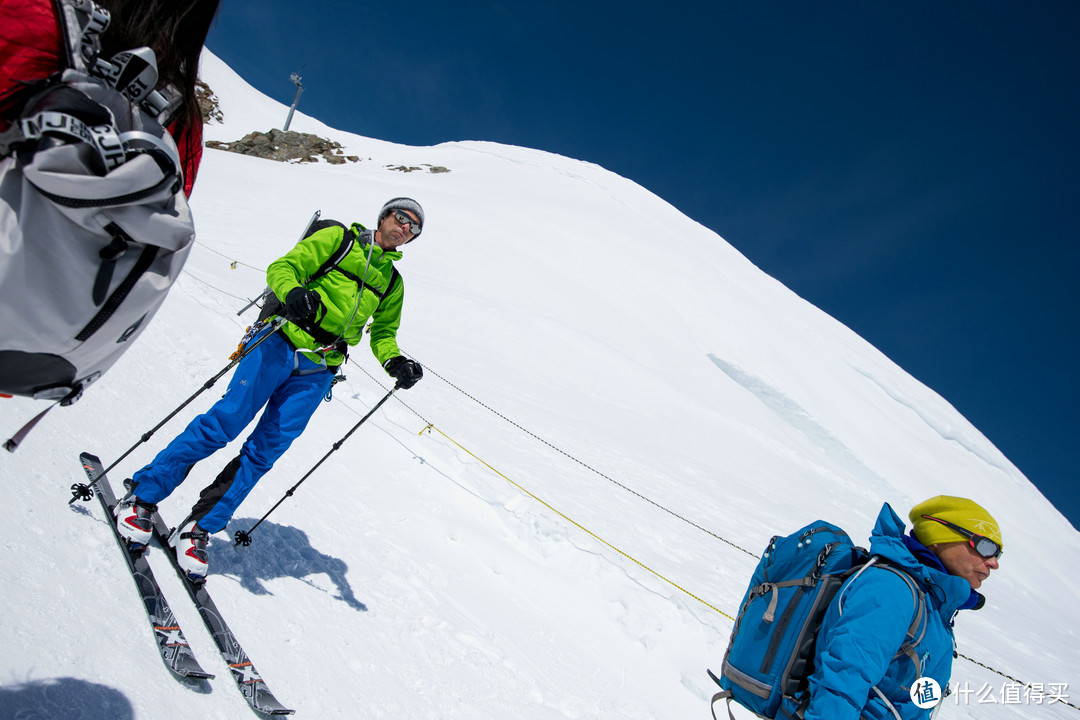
[211,518,368,612]
[0,677,134,720]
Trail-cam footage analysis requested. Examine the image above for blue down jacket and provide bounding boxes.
[785,503,977,720]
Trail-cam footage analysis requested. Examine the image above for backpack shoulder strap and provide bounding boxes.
[839,558,928,677]
[873,563,928,676]
[309,224,356,282]
[383,267,401,302]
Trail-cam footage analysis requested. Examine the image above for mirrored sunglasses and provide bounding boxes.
[393,210,422,236]
[921,514,1003,559]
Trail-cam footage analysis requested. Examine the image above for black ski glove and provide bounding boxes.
[383,356,423,389]
[284,287,320,320]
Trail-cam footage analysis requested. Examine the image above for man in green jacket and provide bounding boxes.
[114,198,426,579]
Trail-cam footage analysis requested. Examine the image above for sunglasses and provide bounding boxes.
[392,210,422,237]
[920,515,1003,559]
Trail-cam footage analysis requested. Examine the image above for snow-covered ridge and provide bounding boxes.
[2,50,1077,720]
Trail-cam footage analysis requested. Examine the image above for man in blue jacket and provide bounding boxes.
[788,496,1003,720]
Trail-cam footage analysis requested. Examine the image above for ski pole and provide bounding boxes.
[233,385,397,546]
[69,317,287,504]
[236,288,271,317]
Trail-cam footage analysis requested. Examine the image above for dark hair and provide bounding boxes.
[96,0,221,133]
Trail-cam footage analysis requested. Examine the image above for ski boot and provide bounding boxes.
[114,492,156,550]
[170,518,209,582]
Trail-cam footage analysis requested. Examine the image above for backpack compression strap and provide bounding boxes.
[328,265,400,301]
[57,0,178,117]
[54,0,109,72]
[707,683,741,720]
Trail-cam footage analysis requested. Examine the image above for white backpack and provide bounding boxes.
[0,0,195,420]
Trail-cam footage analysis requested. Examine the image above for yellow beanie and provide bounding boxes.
[909,495,1003,549]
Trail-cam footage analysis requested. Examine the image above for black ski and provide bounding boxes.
[79,452,213,681]
[149,511,294,715]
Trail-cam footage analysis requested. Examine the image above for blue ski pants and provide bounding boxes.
[131,331,335,533]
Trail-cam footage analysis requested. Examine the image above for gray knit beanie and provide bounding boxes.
[379,197,424,230]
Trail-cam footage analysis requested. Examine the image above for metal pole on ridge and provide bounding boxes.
[282,70,304,132]
[233,385,398,546]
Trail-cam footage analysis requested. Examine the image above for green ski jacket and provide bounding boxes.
[266,223,404,368]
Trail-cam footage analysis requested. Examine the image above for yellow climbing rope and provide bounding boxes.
[418,423,735,622]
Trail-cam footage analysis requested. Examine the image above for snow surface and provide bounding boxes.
[2,51,1078,720]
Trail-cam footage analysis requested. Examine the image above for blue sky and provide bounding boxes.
[205,1,1078,530]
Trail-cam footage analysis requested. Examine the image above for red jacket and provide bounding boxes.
[0,0,202,196]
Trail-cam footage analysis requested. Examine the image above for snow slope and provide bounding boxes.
[2,51,1077,720]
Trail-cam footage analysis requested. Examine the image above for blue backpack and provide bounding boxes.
[708,520,926,720]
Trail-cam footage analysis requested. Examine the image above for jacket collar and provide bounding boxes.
[357,227,404,261]
[868,503,982,616]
